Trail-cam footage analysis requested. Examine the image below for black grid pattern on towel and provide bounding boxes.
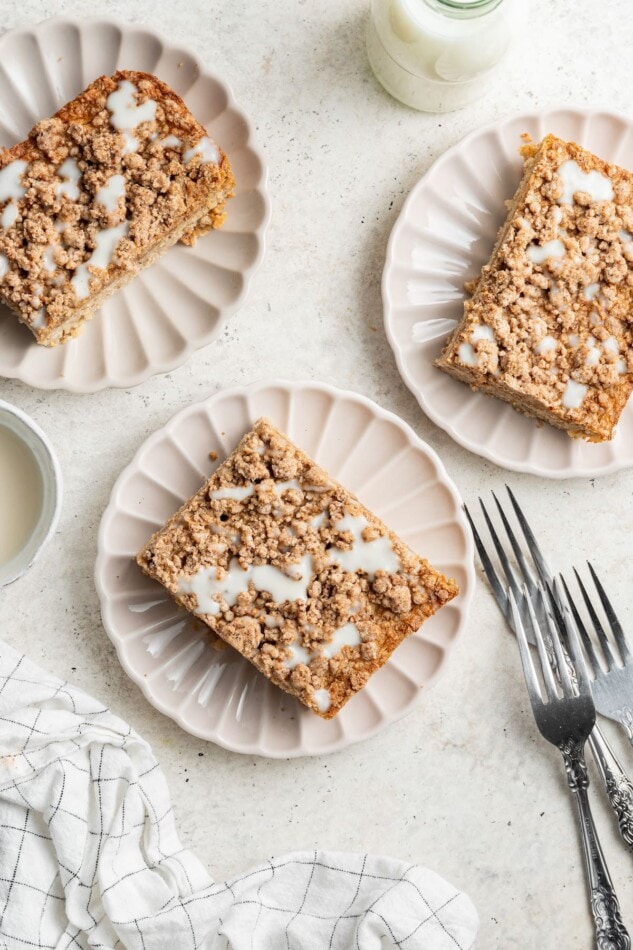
[0,645,477,950]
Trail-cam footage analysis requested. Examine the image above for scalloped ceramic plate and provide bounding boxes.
[0,17,269,392]
[95,380,474,757]
[384,109,633,478]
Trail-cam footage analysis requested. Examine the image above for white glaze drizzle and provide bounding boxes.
[121,131,138,155]
[556,160,614,205]
[457,342,478,367]
[208,540,227,555]
[95,174,126,213]
[106,80,157,148]
[534,335,557,355]
[56,158,81,201]
[43,221,68,283]
[211,479,314,504]
[177,553,314,617]
[107,80,157,126]
[283,622,362,672]
[284,642,313,669]
[321,622,362,659]
[71,221,129,299]
[183,136,220,165]
[42,246,57,273]
[470,324,495,343]
[284,556,313,583]
[275,479,304,494]
[211,485,254,501]
[0,253,9,279]
[1,200,19,229]
[264,615,283,629]
[527,238,566,265]
[31,308,47,330]
[310,511,327,529]
[562,379,587,410]
[0,160,27,203]
[584,283,601,301]
[313,689,332,713]
[160,135,182,148]
[327,514,400,578]
[177,568,222,616]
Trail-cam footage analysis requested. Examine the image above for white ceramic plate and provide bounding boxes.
[384,109,633,478]
[95,380,474,757]
[0,17,269,392]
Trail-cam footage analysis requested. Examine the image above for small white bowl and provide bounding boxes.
[0,400,62,587]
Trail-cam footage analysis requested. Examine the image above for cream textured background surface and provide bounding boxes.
[1,1,632,945]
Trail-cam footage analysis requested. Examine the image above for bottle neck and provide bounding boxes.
[422,0,505,19]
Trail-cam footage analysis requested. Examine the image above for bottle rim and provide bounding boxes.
[422,0,504,18]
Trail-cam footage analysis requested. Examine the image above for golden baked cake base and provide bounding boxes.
[137,419,458,719]
[0,70,234,346]
[436,134,633,442]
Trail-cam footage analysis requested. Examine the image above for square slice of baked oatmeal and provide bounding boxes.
[0,70,234,345]
[137,418,458,719]
[435,134,633,442]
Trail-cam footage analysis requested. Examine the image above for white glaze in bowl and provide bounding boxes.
[0,400,62,587]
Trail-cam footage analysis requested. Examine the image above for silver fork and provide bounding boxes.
[560,565,633,748]
[465,488,633,852]
[509,586,630,949]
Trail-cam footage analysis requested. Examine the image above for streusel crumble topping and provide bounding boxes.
[0,71,233,343]
[137,419,457,718]
[436,135,633,441]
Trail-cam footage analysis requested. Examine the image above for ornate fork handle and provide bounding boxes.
[560,739,631,950]
[544,626,633,853]
[589,731,633,850]
[614,706,633,747]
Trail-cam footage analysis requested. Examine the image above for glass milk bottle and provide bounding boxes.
[367,0,525,113]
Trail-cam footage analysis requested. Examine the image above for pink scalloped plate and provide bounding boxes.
[384,108,633,478]
[0,16,269,392]
[95,380,474,757]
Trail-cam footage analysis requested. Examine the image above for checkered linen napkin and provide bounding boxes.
[0,641,478,949]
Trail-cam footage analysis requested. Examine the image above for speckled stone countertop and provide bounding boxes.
[1,0,633,945]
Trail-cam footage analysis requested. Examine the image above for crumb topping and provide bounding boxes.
[442,135,633,439]
[137,419,457,717]
[0,71,228,339]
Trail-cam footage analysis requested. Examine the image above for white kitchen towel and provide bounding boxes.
[0,642,478,949]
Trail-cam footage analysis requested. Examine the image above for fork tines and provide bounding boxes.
[560,565,632,674]
[464,486,551,618]
[510,584,590,703]
[510,586,560,705]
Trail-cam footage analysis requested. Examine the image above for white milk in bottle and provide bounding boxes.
[367,0,526,112]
